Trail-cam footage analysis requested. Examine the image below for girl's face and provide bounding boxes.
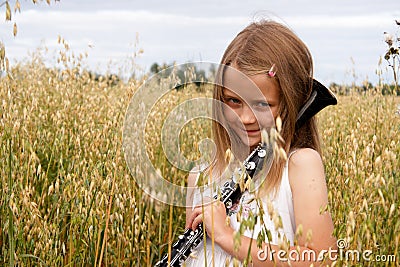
[222,67,280,150]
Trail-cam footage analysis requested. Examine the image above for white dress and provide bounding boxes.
[184,157,296,267]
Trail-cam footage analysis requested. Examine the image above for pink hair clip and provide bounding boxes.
[267,64,276,77]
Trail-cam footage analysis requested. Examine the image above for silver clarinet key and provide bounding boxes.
[258,148,266,158]
[245,161,256,170]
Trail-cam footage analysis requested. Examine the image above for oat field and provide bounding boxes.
[0,53,399,267]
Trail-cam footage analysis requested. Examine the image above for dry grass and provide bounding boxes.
[319,92,399,266]
[0,49,399,266]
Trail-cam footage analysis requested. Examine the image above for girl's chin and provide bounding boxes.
[239,136,261,150]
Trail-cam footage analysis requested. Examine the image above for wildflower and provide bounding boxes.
[395,104,400,117]
[384,31,394,46]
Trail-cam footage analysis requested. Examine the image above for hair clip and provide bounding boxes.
[267,64,276,77]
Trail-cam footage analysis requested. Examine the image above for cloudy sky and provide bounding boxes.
[1,0,399,85]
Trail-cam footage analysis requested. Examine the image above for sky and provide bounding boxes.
[1,0,399,85]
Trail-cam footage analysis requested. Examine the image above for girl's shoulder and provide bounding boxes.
[187,165,204,187]
[287,148,326,194]
[288,147,323,166]
[187,164,218,187]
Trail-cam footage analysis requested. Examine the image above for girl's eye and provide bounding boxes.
[228,98,241,104]
[223,97,242,106]
[254,102,269,108]
[252,102,270,111]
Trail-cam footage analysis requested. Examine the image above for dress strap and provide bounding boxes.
[287,150,298,160]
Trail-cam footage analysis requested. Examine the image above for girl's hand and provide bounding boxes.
[186,200,233,245]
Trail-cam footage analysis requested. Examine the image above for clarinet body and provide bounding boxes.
[155,145,268,267]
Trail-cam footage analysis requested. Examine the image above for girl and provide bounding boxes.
[185,20,337,266]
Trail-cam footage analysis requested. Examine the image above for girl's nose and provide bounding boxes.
[239,105,257,124]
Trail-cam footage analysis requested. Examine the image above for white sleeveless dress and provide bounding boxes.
[184,156,296,267]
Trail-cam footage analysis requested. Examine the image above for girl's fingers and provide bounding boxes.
[185,209,197,228]
[187,201,225,230]
[191,214,203,230]
[186,207,203,229]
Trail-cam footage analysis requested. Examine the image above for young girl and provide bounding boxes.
[185,20,337,266]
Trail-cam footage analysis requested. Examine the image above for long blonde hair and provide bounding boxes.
[212,20,321,194]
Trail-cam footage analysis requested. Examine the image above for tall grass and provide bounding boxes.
[0,48,399,266]
[319,91,399,266]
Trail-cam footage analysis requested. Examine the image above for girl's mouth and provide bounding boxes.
[245,129,260,136]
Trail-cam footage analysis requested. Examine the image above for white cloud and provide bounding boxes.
[286,13,396,28]
[1,3,399,84]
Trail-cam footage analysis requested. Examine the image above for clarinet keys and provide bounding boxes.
[258,148,266,158]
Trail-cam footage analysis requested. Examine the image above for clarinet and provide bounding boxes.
[155,144,268,267]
